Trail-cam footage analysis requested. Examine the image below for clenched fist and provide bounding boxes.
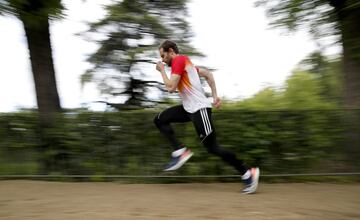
[156,61,165,73]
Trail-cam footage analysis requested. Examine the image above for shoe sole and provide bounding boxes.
[242,167,260,194]
[163,152,193,171]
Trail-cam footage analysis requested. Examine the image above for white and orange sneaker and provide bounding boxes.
[242,167,260,194]
[163,148,193,171]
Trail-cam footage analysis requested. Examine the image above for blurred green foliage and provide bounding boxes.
[0,52,357,180]
[256,0,360,108]
[229,52,342,110]
[0,108,359,180]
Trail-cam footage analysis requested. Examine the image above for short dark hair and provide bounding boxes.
[159,40,179,54]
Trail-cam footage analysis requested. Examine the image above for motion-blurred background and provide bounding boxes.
[0,0,359,180]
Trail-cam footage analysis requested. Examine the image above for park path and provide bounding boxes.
[0,180,359,220]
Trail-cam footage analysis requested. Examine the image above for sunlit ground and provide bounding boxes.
[0,180,359,220]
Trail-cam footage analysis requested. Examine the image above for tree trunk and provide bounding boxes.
[334,0,360,108]
[21,16,61,124]
[332,0,360,167]
[20,15,63,174]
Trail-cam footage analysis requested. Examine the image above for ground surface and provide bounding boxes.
[0,180,359,219]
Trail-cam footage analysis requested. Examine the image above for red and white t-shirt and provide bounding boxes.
[171,55,212,113]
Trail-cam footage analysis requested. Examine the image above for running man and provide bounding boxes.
[154,40,259,194]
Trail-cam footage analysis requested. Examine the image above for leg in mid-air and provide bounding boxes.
[154,105,193,171]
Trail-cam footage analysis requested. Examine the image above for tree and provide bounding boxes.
[233,71,334,110]
[256,0,360,108]
[297,51,343,105]
[234,87,281,110]
[282,71,335,109]
[233,52,341,110]
[1,0,66,174]
[82,0,202,109]
[0,0,62,123]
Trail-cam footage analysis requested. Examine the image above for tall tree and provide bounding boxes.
[82,0,202,109]
[0,0,62,123]
[1,0,65,174]
[256,0,360,108]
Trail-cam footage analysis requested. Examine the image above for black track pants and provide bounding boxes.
[154,105,249,175]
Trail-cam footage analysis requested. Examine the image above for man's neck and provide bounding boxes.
[172,53,179,59]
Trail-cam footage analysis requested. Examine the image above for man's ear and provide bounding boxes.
[168,48,174,54]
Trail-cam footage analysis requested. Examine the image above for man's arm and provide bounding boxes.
[198,68,222,108]
[156,61,181,93]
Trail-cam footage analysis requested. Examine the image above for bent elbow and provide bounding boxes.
[166,81,178,93]
[167,87,177,93]
[166,84,177,93]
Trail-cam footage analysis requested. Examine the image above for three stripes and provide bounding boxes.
[200,108,212,136]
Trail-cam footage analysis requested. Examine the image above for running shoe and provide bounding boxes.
[163,148,193,171]
[242,167,260,194]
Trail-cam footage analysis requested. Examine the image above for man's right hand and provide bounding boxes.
[156,61,165,73]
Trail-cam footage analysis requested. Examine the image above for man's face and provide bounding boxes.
[159,48,173,66]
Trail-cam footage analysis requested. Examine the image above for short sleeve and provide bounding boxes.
[171,56,186,75]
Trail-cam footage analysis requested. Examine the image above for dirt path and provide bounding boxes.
[0,180,359,220]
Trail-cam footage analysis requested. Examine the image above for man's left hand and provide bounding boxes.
[213,96,222,109]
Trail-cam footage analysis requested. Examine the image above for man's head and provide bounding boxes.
[159,40,179,66]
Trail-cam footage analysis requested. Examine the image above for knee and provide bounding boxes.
[204,142,220,155]
[202,133,217,152]
[153,115,160,126]
[206,146,217,155]
[203,138,223,156]
[153,114,163,128]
